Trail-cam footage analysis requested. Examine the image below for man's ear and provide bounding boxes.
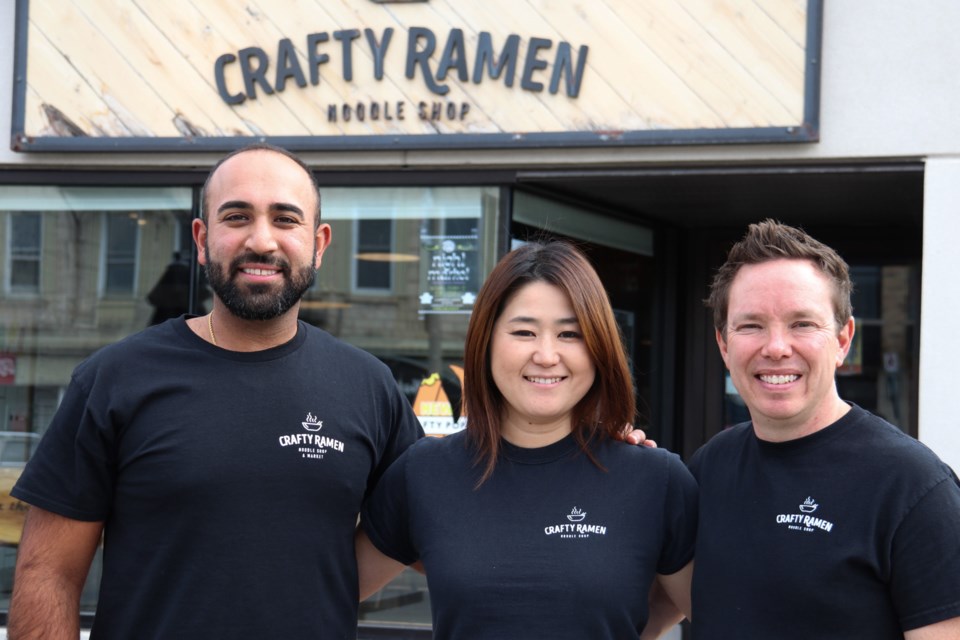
[314,223,332,270]
[192,218,208,266]
[836,316,855,366]
[716,328,730,368]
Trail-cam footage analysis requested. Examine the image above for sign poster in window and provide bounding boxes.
[418,232,480,315]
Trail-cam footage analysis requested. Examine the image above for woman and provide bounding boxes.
[358,241,695,639]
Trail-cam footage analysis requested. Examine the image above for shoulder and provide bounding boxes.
[301,323,391,370]
[846,406,954,480]
[405,430,471,461]
[73,320,183,378]
[690,422,752,457]
[599,439,695,482]
[386,431,473,482]
[606,439,685,465]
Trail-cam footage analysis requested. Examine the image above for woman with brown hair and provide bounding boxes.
[358,240,695,639]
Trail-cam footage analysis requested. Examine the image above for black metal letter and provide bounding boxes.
[472,32,519,87]
[549,43,588,97]
[275,39,307,92]
[437,28,468,82]
[406,27,448,95]
[215,53,244,105]
[520,38,551,92]
[334,29,361,81]
[365,28,394,80]
[307,33,330,86]
[239,47,274,100]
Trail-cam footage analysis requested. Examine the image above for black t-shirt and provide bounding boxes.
[688,405,960,639]
[13,317,423,639]
[362,431,698,639]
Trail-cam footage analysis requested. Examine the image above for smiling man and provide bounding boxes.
[7,144,423,639]
[687,219,960,639]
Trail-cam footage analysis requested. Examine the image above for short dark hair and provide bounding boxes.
[200,143,322,229]
[462,241,636,485]
[706,219,853,336]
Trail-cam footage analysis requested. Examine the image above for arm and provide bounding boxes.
[904,617,960,639]
[8,506,103,640]
[640,561,693,640]
[355,527,408,601]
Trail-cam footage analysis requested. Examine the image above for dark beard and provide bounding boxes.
[204,249,317,321]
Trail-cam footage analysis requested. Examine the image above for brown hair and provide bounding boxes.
[707,219,853,337]
[200,143,323,229]
[462,241,637,484]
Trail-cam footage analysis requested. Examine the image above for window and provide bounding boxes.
[7,213,41,294]
[354,218,394,291]
[0,183,503,632]
[103,213,140,296]
[0,185,193,614]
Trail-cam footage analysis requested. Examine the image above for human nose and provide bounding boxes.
[761,326,792,359]
[245,218,278,254]
[531,336,560,366]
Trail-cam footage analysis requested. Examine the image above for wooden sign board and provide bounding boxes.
[11,0,822,152]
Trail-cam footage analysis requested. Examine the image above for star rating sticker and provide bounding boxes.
[461,292,476,305]
[419,292,434,305]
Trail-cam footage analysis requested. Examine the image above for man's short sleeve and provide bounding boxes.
[891,471,960,630]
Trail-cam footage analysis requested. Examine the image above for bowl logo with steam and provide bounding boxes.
[567,507,587,522]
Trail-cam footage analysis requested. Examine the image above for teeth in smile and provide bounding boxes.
[760,374,799,385]
[528,377,562,384]
[242,268,277,276]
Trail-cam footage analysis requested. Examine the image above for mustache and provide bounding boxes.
[228,252,290,274]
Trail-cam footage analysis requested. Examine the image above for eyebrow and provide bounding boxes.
[505,315,579,325]
[217,200,306,219]
[730,309,823,323]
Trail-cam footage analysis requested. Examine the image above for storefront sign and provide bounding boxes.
[11,0,822,151]
[213,28,588,106]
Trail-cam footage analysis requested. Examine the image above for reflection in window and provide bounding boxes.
[0,186,193,615]
[721,264,919,434]
[301,186,500,629]
[354,218,393,291]
[103,213,140,295]
[0,183,501,631]
[8,213,41,294]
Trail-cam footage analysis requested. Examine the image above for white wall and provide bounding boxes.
[919,159,960,472]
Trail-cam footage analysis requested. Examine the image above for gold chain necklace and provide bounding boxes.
[207,312,217,346]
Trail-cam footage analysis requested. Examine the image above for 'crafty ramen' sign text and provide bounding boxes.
[11,0,821,151]
[214,27,587,113]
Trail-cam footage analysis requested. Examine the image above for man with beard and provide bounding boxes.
[7,144,424,639]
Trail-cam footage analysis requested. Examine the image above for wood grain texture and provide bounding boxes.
[20,0,811,140]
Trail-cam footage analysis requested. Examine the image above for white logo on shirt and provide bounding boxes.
[277,412,345,461]
[544,507,608,538]
[302,412,323,431]
[775,496,835,534]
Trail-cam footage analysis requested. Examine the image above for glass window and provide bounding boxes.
[354,218,394,291]
[0,185,193,614]
[721,263,919,434]
[510,190,659,437]
[302,186,500,627]
[0,182,500,631]
[7,213,42,294]
[103,213,140,296]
